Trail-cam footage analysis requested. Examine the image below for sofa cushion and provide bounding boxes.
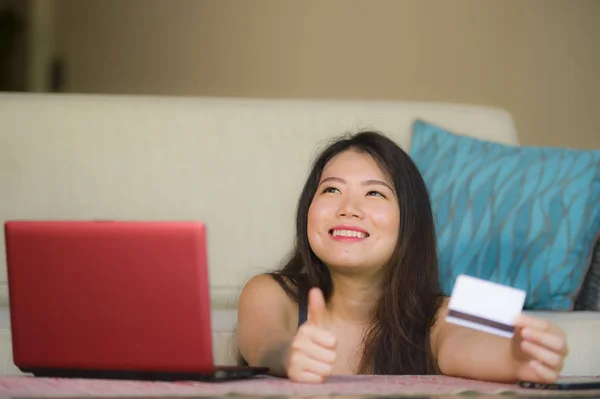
[409,120,600,310]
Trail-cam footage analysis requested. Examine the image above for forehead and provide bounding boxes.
[322,150,388,180]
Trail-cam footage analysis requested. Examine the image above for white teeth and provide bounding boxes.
[331,229,367,238]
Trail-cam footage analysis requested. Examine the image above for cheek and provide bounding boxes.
[307,200,327,236]
[370,204,400,237]
[307,198,338,248]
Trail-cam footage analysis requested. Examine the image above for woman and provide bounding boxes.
[236,131,568,384]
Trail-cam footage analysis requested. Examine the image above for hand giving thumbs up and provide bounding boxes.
[287,287,337,383]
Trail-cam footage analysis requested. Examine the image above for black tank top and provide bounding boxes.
[297,289,308,328]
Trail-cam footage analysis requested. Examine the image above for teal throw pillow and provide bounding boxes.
[409,120,600,310]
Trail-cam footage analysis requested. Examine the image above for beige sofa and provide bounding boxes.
[0,93,598,376]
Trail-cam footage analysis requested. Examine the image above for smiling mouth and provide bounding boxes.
[329,229,370,239]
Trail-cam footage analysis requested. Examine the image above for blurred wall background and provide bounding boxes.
[3,0,599,148]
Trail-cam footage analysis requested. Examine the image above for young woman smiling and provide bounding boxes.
[236,131,568,384]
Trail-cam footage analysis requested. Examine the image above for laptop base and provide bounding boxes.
[21,366,269,382]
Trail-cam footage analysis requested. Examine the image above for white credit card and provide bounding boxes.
[446,274,526,338]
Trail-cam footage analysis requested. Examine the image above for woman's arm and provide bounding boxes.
[236,274,297,377]
[431,299,568,383]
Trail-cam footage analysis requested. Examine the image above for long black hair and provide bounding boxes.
[239,130,443,375]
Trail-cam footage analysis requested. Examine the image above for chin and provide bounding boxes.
[321,256,376,271]
[326,261,365,270]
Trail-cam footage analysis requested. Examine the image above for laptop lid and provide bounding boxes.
[4,220,215,374]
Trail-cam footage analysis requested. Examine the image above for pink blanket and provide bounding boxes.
[1,375,599,397]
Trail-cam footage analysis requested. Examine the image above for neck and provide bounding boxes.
[326,269,383,325]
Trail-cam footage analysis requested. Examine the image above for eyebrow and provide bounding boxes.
[319,176,394,193]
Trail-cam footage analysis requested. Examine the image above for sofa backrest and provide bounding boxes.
[0,93,519,308]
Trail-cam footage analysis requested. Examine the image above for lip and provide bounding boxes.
[328,225,370,241]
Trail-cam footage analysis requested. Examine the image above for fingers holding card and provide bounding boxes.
[520,324,568,355]
[444,275,569,383]
[514,313,551,331]
[515,313,569,379]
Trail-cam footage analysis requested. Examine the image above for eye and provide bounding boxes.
[322,186,340,194]
[367,190,386,198]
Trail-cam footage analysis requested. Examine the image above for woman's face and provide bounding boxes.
[307,150,400,273]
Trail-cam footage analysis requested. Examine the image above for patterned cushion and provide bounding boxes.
[409,120,600,310]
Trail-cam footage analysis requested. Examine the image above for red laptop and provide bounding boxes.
[4,220,267,381]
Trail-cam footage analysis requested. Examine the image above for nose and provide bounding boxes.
[336,196,364,219]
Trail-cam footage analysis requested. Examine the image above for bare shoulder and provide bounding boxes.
[237,274,298,366]
[429,296,451,357]
[237,274,298,333]
[238,274,296,311]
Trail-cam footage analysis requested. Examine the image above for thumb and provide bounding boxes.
[307,287,327,326]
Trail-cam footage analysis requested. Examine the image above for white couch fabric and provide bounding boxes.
[0,93,597,376]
